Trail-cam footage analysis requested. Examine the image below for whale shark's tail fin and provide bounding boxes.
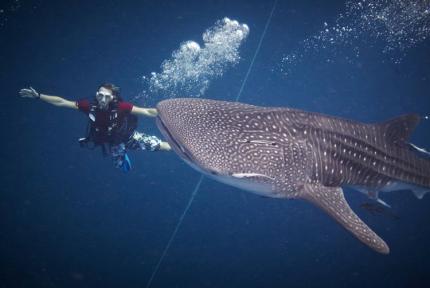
[298,183,390,254]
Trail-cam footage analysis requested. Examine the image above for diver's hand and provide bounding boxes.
[19,87,40,99]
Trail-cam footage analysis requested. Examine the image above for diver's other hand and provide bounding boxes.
[19,87,40,99]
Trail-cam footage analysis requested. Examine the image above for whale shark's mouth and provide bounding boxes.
[156,115,222,177]
[156,116,196,165]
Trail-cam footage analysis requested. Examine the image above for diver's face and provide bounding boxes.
[96,87,114,110]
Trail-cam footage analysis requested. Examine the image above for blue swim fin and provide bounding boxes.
[121,153,132,172]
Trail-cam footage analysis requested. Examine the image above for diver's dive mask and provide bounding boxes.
[96,91,114,110]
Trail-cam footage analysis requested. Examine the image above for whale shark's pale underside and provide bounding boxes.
[156,98,430,254]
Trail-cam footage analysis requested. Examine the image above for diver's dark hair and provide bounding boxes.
[98,83,121,97]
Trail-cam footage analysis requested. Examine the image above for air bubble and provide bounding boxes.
[141,18,249,100]
[281,0,430,76]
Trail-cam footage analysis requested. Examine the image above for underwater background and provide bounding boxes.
[1,0,430,287]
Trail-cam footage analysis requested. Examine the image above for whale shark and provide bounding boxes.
[156,98,430,254]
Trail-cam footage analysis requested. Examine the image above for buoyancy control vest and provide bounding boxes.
[78,98,138,155]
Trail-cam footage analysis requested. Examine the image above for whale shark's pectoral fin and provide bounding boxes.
[298,183,390,254]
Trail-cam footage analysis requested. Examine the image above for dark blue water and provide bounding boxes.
[2,1,430,287]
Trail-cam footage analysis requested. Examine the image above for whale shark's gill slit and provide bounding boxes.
[146,3,278,287]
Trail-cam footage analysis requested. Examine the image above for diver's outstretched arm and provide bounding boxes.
[19,87,77,109]
[131,106,158,117]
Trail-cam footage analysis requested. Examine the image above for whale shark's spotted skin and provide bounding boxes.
[156,98,430,254]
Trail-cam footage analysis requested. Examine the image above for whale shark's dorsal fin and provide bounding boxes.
[379,114,420,144]
[298,183,390,254]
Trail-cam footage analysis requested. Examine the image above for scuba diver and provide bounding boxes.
[19,83,171,172]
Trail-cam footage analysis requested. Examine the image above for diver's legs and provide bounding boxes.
[127,131,162,151]
[111,143,131,172]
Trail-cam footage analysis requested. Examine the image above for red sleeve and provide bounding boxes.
[118,101,134,113]
[76,99,90,113]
